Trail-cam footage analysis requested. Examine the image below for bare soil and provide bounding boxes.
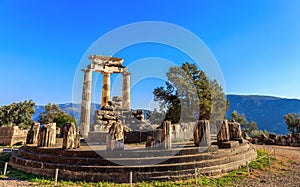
[234,144,300,187]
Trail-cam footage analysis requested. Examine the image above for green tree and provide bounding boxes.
[210,79,227,124]
[284,113,300,134]
[153,62,226,123]
[0,100,35,129]
[153,82,181,123]
[39,103,76,128]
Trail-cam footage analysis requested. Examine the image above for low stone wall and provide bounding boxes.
[0,126,28,146]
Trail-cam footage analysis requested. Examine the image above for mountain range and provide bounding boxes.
[33,95,300,135]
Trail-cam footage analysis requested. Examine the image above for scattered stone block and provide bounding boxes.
[218,141,239,149]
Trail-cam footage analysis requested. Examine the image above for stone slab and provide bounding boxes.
[232,138,246,144]
[218,141,239,149]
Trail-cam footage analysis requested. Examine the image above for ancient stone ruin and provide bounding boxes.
[62,122,80,149]
[79,55,130,138]
[9,55,257,183]
[0,126,28,146]
[26,122,40,144]
[37,123,56,147]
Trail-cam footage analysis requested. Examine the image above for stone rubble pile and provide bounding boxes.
[93,97,146,132]
[253,132,300,147]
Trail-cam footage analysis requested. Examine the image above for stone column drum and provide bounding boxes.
[101,73,111,107]
[194,120,211,147]
[80,68,92,138]
[163,121,172,149]
[37,123,56,147]
[26,122,40,144]
[62,123,80,149]
[217,120,230,142]
[228,122,242,139]
[122,72,131,111]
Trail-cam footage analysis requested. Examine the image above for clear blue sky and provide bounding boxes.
[0,1,300,108]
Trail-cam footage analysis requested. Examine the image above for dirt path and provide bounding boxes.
[235,144,300,187]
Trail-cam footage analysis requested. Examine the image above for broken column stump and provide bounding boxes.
[228,121,243,143]
[37,123,56,147]
[217,120,230,142]
[217,120,238,148]
[62,123,80,149]
[26,122,40,144]
[194,120,211,147]
[163,121,172,149]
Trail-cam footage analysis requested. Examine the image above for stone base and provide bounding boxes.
[218,141,239,149]
[87,131,107,144]
[10,142,257,183]
[232,138,246,144]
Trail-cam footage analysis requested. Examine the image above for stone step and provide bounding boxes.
[10,145,255,173]
[23,141,248,158]
[16,143,250,166]
[9,147,256,183]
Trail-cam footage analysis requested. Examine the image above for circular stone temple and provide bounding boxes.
[9,55,257,183]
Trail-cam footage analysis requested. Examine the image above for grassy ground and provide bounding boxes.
[0,150,279,187]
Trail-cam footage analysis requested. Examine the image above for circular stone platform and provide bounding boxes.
[9,141,256,183]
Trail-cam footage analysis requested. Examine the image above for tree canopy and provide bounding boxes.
[0,100,35,129]
[39,103,76,128]
[284,113,300,134]
[152,62,226,124]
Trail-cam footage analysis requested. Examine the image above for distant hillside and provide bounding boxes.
[33,103,100,123]
[33,95,300,135]
[226,95,300,135]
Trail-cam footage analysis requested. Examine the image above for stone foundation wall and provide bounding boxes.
[0,126,28,146]
[9,142,257,183]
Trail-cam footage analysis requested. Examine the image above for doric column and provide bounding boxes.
[122,72,131,111]
[79,68,92,138]
[101,72,111,107]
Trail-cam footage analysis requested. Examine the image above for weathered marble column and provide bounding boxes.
[101,72,111,107]
[79,68,92,138]
[122,72,131,111]
[163,121,172,149]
